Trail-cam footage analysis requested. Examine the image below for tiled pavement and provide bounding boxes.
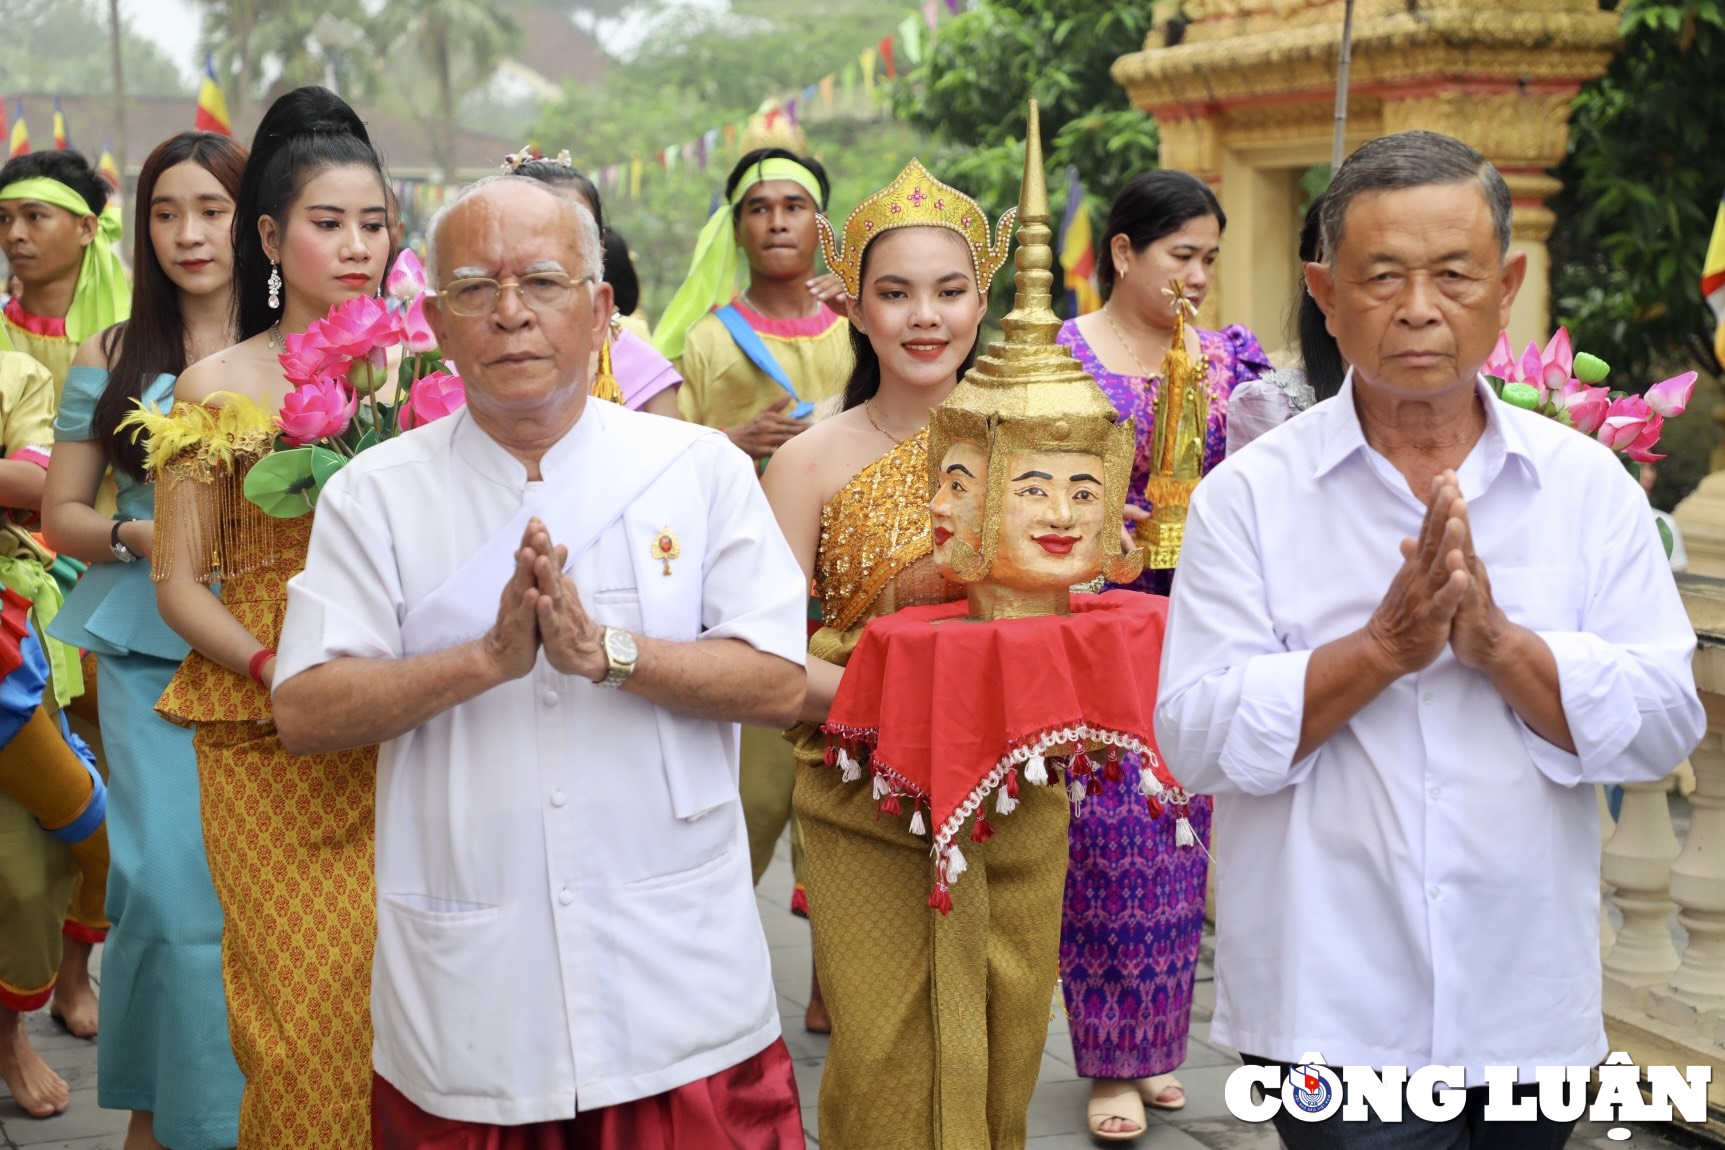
[0,833,1698,1149]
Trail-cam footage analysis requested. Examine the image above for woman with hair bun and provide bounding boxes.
[1055,169,1271,1141]
[147,86,389,1148]
[41,129,249,1148]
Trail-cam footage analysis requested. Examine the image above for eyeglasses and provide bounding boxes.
[437,272,594,317]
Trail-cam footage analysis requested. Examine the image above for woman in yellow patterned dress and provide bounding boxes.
[135,87,390,1149]
[762,162,1068,1150]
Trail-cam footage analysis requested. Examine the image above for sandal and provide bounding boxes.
[1136,1073,1186,1111]
[1087,1078,1146,1142]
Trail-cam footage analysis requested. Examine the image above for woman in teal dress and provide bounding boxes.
[42,131,247,1150]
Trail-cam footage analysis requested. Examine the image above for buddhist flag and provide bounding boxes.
[879,34,897,79]
[1704,184,1725,327]
[1058,168,1101,317]
[97,145,121,192]
[8,103,29,158]
[860,48,878,98]
[52,98,68,150]
[195,56,232,136]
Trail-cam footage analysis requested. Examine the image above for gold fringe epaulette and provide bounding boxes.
[118,394,281,585]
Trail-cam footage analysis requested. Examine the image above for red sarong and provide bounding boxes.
[372,1038,805,1150]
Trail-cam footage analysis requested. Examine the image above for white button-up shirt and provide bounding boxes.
[276,401,808,1124]
[1155,376,1704,1083]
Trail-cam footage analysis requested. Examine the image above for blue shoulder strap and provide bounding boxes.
[713,304,816,419]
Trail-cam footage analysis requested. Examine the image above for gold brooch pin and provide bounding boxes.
[651,527,680,576]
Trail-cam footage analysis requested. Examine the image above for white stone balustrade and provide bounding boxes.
[1600,581,1725,1139]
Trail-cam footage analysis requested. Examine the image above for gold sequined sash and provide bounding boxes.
[815,429,935,632]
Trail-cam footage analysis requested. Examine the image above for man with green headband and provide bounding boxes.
[0,151,130,393]
[655,145,849,1033]
[655,148,851,460]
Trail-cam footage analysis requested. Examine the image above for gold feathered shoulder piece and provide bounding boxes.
[119,393,280,586]
[117,392,277,478]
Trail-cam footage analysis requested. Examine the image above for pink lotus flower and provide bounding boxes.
[279,327,339,388]
[1537,328,1573,392]
[1645,370,1697,419]
[1597,394,1665,462]
[1483,332,1517,382]
[398,370,466,430]
[1562,384,1610,435]
[277,376,357,445]
[386,249,426,303]
[313,296,405,361]
[402,293,437,354]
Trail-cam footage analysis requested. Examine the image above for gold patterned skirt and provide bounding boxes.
[157,534,377,1150]
[791,625,1070,1150]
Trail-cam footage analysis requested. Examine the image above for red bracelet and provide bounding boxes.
[248,648,276,687]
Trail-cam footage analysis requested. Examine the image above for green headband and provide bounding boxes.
[0,176,129,346]
[651,158,824,361]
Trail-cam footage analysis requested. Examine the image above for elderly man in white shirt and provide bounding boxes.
[272,176,809,1149]
[1156,131,1704,1150]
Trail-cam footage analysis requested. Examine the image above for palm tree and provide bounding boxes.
[376,0,521,181]
[196,0,374,137]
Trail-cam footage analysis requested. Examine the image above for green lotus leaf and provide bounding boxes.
[242,448,320,518]
[310,445,347,488]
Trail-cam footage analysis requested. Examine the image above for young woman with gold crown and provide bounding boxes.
[763,143,1088,1144]
[126,86,389,1148]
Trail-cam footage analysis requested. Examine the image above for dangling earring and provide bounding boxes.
[267,260,282,310]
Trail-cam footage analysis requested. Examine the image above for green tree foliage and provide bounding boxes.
[373,0,522,180]
[887,0,1157,314]
[196,0,376,134]
[890,0,1158,209]
[532,0,933,319]
[0,0,187,97]
[1549,0,1725,385]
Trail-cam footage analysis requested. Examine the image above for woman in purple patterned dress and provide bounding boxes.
[1054,170,1269,1141]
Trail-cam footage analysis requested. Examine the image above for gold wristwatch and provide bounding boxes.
[600,626,638,688]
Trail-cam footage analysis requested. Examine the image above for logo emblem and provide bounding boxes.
[1282,1055,1343,1122]
[652,527,680,576]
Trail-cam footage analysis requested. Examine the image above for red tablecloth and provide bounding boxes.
[823,589,1187,911]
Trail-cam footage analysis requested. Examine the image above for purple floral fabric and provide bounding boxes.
[1061,781,1213,1079]
[1055,317,1267,1079]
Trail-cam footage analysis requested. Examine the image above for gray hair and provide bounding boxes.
[1320,130,1512,262]
[423,173,603,290]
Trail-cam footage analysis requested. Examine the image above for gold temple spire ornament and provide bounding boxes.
[1138,280,1211,569]
[927,100,1144,620]
[589,323,625,405]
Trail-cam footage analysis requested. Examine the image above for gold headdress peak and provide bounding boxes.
[818,159,1016,299]
[929,99,1145,611]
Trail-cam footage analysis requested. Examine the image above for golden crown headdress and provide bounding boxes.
[817,160,1016,299]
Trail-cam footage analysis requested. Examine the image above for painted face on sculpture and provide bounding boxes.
[988,450,1107,589]
[930,439,987,580]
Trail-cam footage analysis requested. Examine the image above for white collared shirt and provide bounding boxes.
[1155,375,1704,1083]
[276,400,808,1124]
